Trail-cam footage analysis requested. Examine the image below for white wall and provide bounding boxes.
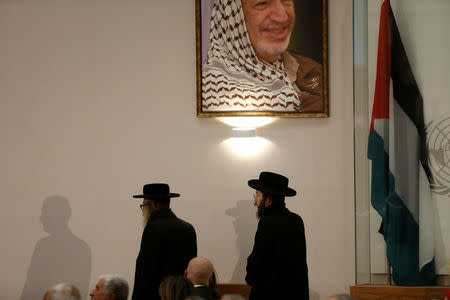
[0,0,355,299]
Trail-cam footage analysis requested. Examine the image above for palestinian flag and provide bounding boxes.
[367,0,436,286]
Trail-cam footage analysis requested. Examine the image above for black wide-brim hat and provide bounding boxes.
[133,183,180,200]
[248,171,296,197]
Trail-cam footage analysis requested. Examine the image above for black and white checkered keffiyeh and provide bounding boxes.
[201,0,300,112]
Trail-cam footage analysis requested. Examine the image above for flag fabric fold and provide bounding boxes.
[367,0,436,286]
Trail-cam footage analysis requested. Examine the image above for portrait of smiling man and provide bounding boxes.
[200,0,326,115]
[242,0,295,63]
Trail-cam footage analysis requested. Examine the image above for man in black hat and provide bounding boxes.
[246,172,309,300]
[131,183,197,300]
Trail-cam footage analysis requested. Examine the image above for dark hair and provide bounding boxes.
[150,199,170,209]
[159,276,195,300]
[209,272,219,300]
[158,200,170,207]
[263,193,285,206]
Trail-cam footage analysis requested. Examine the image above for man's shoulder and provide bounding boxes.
[151,214,193,226]
[284,49,322,68]
[194,286,214,300]
[258,212,283,228]
[283,206,304,221]
[289,210,304,224]
[177,217,196,231]
[261,207,304,225]
[156,215,196,233]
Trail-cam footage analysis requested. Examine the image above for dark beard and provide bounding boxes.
[256,201,265,219]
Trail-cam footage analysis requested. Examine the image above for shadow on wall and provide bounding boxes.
[310,289,320,300]
[20,195,92,300]
[225,200,258,282]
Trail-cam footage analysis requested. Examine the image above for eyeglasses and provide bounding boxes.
[140,204,151,210]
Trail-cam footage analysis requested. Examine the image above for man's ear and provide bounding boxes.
[184,269,188,278]
[107,293,115,300]
[208,276,213,286]
[151,200,157,209]
[264,196,272,207]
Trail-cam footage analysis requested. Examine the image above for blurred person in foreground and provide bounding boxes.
[43,283,80,300]
[184,256,218,300]
[159,276,195,300]
[89,274,129,300]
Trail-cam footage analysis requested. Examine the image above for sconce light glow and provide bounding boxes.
[225,136,269,157]
[218,117,274,157]
[232,128,256,138]
[218,117,276,128]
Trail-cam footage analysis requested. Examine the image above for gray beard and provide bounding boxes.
[142,211,150,228]
[254,31,292,63]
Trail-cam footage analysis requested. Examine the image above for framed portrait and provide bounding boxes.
[196,0,328,117]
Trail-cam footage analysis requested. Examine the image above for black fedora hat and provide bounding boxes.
[248,172,296,197]
[133,183,180,200]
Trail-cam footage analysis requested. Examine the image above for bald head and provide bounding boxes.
[185,256,214,286]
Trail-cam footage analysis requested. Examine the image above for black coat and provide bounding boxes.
[246,204,309,300]
[132,208,197,300]
[194,285,216,300]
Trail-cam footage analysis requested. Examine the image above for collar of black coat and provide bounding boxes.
[263,202,287,216]
[149,207,176,221]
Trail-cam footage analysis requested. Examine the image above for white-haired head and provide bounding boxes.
[99,274,129,300]
[44,283,80,300]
